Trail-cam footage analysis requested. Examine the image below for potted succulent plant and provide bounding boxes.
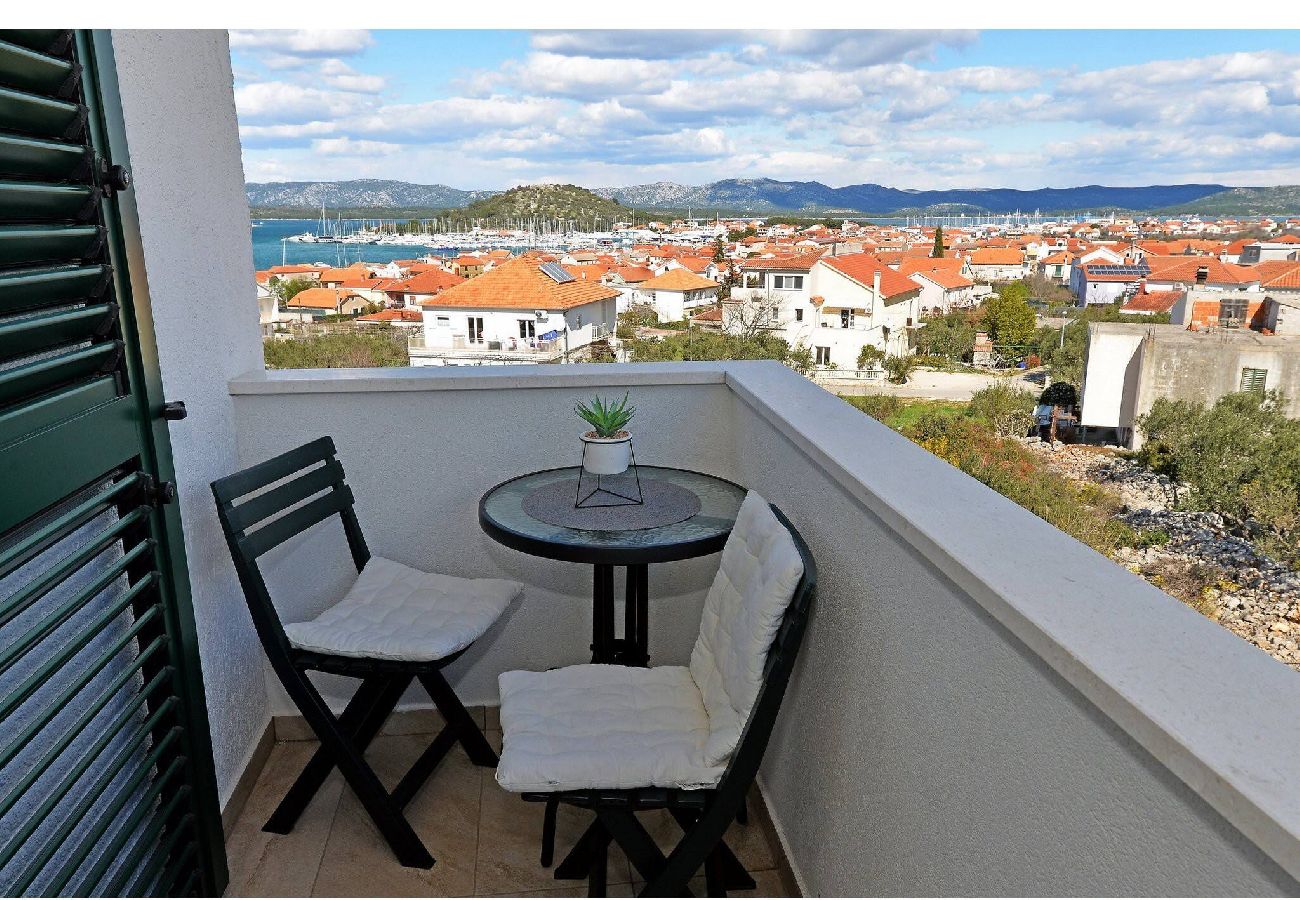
[575,393,636,475]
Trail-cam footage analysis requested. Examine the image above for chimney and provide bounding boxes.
[873,270,881,303]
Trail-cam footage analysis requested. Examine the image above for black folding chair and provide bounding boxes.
[212,436,504,869]
[515,503,816,897]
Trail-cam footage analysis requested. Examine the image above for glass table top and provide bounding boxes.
[479,466,747,564]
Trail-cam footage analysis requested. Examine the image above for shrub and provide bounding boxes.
[263,329,408,369]
[843,393,902,421]
[856,345,885,370]
[1040,381,1078,409]
[966,382,1037,437]
[883,355,915,384]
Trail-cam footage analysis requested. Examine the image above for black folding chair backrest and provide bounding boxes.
[210,436,369,677]
[650,502,818,893]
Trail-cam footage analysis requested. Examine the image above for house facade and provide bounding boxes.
[638,268,719,322]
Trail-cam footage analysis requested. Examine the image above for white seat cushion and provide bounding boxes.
[690,492,804,766]
[495,664,725,792]
[284,556,521,662]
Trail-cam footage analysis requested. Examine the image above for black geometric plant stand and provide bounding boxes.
[575,440,644,508]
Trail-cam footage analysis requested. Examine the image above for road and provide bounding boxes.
[822,367,1047,401]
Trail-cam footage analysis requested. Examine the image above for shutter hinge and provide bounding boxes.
[96,157,132,197]
[138,474,178,505]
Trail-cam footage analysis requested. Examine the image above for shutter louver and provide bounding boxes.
[0,29,225,897]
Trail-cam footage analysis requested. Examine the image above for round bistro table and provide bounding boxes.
[478,465,746,666]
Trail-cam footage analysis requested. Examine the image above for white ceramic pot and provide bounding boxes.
[581,432,632,475]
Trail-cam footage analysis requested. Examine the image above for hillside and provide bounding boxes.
[457,183,626,224]
[245,179,497,210]
[596,179,1230,215]
[1157,186,1300,216]
[245,177,1300,217]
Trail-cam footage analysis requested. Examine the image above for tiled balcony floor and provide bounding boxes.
[224,723,793,897]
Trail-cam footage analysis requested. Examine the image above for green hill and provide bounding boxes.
[457,183,626,225]
[1158,186,1300,216]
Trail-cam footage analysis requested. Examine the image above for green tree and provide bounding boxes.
[624,330,791,364]
[884,355,916,384]
[712,236,727,263]
[856,344,885,370]
[982,281,1037,354]
[931,226,945,258]
[269,276,315,305]
[1040,382,1079,409]
[915,309,977,359]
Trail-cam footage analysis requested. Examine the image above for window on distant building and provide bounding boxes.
[436,316,450,327]
[744,273,762,288]
[467,316,484,343]
[840,309,854,329]
[1240,367,1268,394]
[815,346,831,365]
[773,275,804,290]
[794,309,803,322]
[1220,296,1248,327]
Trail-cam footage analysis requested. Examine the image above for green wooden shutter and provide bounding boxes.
[1240,367,1267,395]
[0,30,226,896]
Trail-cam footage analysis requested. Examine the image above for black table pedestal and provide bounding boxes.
[590,563,650,666]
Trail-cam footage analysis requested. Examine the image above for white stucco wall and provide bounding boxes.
[1079,323,1147,430]
[110,30,270,806]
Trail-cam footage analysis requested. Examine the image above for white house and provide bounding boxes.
[602,266,656,313]
[908,269,977,314]
[411,257,619,366]
[730,252,922,368]
[966,248,1026,282]
[638,268,720,322]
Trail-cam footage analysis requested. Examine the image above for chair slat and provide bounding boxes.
[224,458,344,532]
[239,485,353,559]
[211,435,335,503]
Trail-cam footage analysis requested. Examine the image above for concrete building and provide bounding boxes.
[1080,322,1300,446]
[1238,240,1300,264]
[638,268,719,322]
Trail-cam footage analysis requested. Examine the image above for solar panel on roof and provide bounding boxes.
[540,261,576,284]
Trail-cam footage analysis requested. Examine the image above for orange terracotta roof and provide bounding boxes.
[676,257,713,273]
[422,256,619,311]
[897,257,965,276]
[1121,288,1183,314]
[739,254,820,272]
[357,308,422,322]
[319,265,368,282]
[1038,251,1072,265]
[968,248,1024,266]
[610,266,654,283]
[1143,257,1258,285]
[395,270,467,296]
[1256,260,1300,288]
[268,264,325,276]
[639,269,719,291]
[285,287,357,310]
[819,253,919,299]
[911,269,974,290]
[691,306,722,322]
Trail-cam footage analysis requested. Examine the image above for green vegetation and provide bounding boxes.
[843,392,1135,554]
[263,329,408,369]
[915,309,978,361]
[617,304,659,339]
[856,345,885,370]
[1138,391,1300,566]
[1040,381,1078,409]
[457,183,625,224]
[966,382,1037,437]
[624,330,794,364]
[268,276,314,304]
[931,226,944,258]
[575,393,636,438]
[883,355,916,384]
[1156,185,1300,216]
[982,281,1037,352]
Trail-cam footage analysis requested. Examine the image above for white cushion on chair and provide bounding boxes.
[689,492,804,766]
[495,664,725,792]
[284,556,522,662]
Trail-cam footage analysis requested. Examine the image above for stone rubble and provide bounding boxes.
[1022,439,1300,672]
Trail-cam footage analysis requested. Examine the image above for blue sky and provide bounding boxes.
[230,29,1300,190]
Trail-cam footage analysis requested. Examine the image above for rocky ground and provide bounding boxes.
[1022,439,1300,672]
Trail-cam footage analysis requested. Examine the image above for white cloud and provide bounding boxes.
[229,30,374,59]
[234,82,376,124]
[311,137,403,156]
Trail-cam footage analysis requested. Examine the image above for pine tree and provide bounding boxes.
[931,226,945,258]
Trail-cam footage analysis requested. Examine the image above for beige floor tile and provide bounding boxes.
[685,868,788,897]
[310,734,482,897]
[484,705,500,731]
[629,800,777,880]
[224,742,344,897]
[476,730,632,895]
[477,885,633,898]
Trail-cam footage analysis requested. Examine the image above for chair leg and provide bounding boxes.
[265,674,408,834]
[540,796,559,867]
[279,668,434,868]
[587,823,611,898]
[736,797,748,826]
[418,671,498,768]
[554,820,606,880]
[668,809,754,891]
[705,846,727,898]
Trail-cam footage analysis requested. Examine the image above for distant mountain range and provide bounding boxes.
[246,178,1299,217]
